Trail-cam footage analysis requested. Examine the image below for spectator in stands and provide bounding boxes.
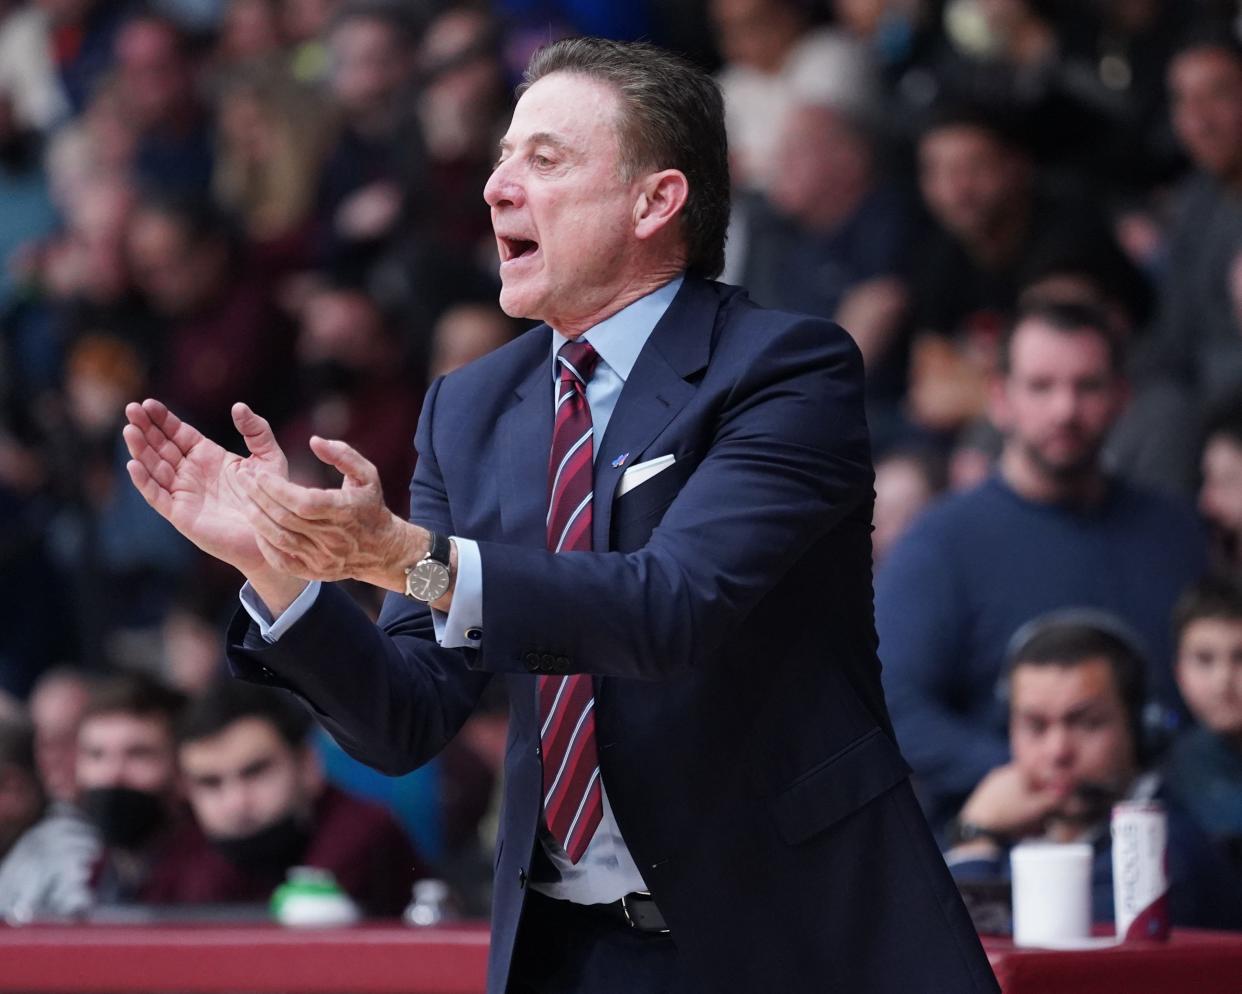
[1010,237,1198,497]
[4,173,145,409]
[929,0,1138,185]
[211,66,328,277]
[127,194,294,443]
[1163,576,1242,865]
[876,300,1206,831]
[45,333,192,670]
[829,0,938,95]
[906,105,1131,433]
[1136,31,1242,413]
[1055,0,1191,192]
[1147,31,1242,380]
[872,446,944,566]
[0,88,57,313]
[160,586,231,695]
[427,301,516,381]
[416,4,510,265]
[16,0,132,121]
[144,680,424,916]
[710,0,877,194]
[0,0,68,133]
[1199,406,1242,580]
[75,673,187,903]
[945,615,1242,929]
[278,284,421,512]
[113,14,214,197]
[314,0,422,279]
[0,716,99,921]
[28,667,93,804]
[44,73,138,207]
[215,0,285,71]
[737,100,913,430]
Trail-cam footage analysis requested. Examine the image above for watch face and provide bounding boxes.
[406,560,451,602]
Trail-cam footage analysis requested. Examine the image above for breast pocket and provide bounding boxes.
[609,456,696,552]
[769,728,912,846]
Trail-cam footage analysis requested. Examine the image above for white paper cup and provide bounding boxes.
[1010,842,1094,947]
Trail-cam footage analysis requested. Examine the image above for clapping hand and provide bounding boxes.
[122,399,309,610]
[234,434,423,595]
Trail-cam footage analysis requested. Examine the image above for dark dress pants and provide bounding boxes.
[506,888,682,994]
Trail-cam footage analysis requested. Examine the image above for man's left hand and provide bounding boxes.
[237,435,427,594]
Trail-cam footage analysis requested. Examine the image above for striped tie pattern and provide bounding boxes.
[540,339,603,862]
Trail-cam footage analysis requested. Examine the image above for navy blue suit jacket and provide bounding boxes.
[229,278,998,993]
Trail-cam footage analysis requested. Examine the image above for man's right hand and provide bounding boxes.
[958,762,1062,841]
[122,399,308,611]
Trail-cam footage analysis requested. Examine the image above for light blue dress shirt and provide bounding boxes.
[240,276,683,905]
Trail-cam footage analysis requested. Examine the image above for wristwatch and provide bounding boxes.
[946,816,1007,848]
[403,532,452,603]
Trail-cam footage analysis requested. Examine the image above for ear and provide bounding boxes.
[633,169,689,242]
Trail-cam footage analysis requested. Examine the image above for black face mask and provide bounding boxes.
[210,812,311,874]
[80,787,167,849]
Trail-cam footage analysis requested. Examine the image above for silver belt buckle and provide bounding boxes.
[620,890,670,934]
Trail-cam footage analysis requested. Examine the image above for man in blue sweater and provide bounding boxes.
[876,300,1206,832]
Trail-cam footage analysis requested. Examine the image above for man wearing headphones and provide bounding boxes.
[945,613,1242,929]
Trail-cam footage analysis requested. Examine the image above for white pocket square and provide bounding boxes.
[616,454,675,497]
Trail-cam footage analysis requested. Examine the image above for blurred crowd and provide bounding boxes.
[1,0,1242,930]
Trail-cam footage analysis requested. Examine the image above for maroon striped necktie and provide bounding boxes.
[539,339,603,862]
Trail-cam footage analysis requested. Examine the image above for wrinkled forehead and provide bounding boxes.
[503,72,626,157]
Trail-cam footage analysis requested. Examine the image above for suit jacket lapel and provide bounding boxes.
[592,278,720,551]
[497,326,555,547]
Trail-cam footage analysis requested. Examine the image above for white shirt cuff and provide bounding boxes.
[432,537,483,648]
[238,580,321,643]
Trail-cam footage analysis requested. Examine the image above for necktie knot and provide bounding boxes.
[557,340,599,387]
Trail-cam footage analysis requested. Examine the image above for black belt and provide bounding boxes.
[608,891,669,934]
[534,889,670,934]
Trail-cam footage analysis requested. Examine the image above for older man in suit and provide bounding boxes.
[123,37,996,994]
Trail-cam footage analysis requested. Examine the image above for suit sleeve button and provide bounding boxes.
[541,653,556,672]
[555,656,570,671]
[523,652,540,671]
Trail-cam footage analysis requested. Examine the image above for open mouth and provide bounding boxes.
[499,236,539,263]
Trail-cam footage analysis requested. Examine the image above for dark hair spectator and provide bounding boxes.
[946,612,1242,931]
[1006,612,1148,762]
[178,678,312,749]
[1164,573,1242,873]
[144,677,427,916]
[1200,404,1242,577]
[878,298,1205,832]
[82,671,187,728]
[76,672,186,902]
[997,299,1126,376]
